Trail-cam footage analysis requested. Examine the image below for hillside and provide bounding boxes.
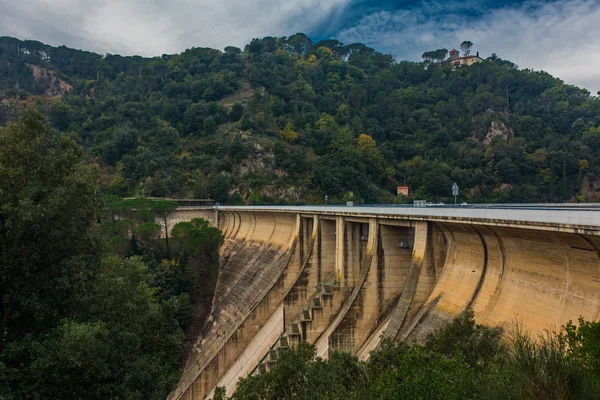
[1,34,599,204]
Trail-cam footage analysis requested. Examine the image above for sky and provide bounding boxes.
[1,0,599,92]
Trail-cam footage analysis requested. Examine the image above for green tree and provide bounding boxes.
[424,310,505,368]
[152,199,179,256]
[422,48,448,65]
[25,257,183,399]
[0,107,101,346]
[563,317,600,376]
[460,40,473,57]
[228,103,244,122]
[204,115,217,134]
[0,110,184,399]
[224,46,242,55]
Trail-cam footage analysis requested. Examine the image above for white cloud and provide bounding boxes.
[337,0,600,93]
[2,0,599,92]
[0,0,350,55]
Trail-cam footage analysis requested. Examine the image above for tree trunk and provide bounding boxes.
[164,216,170,258]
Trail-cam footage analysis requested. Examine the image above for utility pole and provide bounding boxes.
[452,182,459,206]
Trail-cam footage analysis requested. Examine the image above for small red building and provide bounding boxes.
[397,186,409,196]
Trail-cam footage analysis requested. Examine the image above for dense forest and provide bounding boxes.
[1,34,600,204]
[0,109,222,399]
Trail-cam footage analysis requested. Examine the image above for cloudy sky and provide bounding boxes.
[1,0,599,92]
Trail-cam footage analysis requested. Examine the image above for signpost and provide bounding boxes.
[452,183,459,206]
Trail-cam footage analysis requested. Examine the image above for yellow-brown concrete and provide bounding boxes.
[168,206,600,400]
[168,211,299,400]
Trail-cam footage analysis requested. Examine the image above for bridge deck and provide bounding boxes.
[215,205,600,232]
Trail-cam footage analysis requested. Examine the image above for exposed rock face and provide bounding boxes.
[26,64,72,97]
[484,120,514,146]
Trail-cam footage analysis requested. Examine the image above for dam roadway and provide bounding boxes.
[167,204,600,399]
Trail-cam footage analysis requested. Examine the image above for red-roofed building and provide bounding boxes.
[447,48,483,68]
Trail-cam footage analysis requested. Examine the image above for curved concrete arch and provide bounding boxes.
[246,211,259,242]
[247,211,274,243]
[219,210,230,238]
[169,211,300,400]
[400,222,488,341]
[227,211,241,241]
[473,226,507,323]
[578,234,600,321]
[478,227,600,331]
[166,206,600,400]
[374,222,433,344]
[234,211,253,241]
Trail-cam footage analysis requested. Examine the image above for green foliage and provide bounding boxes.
[2,35,600,204]
[24,257,183,400]
[0,109,183,399]
[509,325,597,399]
[227,313,600,400]
[461,40,474,56]
[0,107,101,343]
[171,218,222,269]
[422,48,448,64]
[151,199,178,254]
[234,344,369,400]
[229,103,244,122]
[204,115,217,134]
[370,343,476,400]
[97,195,222,331]
[135,221,162,250]
[424,309,505,368]
[563,318,600,377]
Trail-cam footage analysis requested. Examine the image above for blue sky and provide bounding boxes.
[1,0,599,92]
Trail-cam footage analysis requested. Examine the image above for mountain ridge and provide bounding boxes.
[1,34,599,204]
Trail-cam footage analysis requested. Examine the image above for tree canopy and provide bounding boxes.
[1,35,599,205]
[0,109,220,399]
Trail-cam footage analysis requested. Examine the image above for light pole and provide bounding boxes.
[452,183,459,206]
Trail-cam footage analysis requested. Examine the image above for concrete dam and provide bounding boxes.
[166,204,600,400]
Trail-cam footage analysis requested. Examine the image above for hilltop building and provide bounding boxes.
[448,49,483,67]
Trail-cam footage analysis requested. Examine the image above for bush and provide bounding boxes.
[508,325,598,400]
[224,312,600,400]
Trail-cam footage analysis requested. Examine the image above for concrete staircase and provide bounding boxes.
[255,278,339,374]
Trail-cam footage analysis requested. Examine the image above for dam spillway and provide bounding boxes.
[167,204,600,399]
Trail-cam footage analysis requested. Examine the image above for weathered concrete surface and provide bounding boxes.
[169,208,216,229]
[168,211,299,400]
[206,304,284,398]
[168,206,600,400]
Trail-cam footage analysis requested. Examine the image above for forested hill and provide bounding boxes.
[1,34,599,204]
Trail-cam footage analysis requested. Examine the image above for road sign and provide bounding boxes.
[452,183,459,205]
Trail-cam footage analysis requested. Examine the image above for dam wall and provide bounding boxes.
[169,205,600,399]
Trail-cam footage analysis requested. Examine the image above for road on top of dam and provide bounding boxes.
[214,204,600,230]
